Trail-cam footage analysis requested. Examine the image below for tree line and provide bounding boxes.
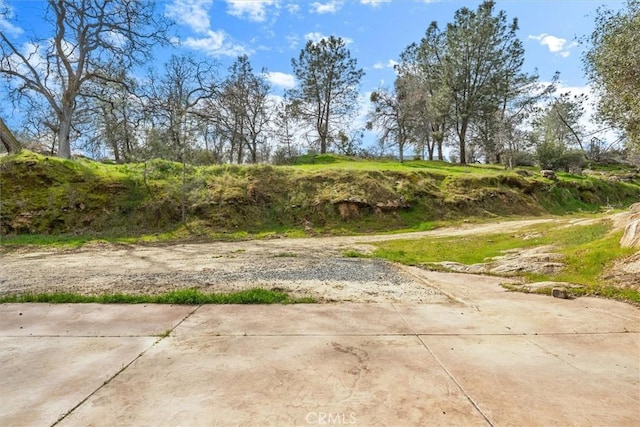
[368,0,638,167]
[1,0,637,168]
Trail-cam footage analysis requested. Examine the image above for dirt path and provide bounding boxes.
[0,219,558,302]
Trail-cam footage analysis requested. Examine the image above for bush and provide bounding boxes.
[536,143,586,171]
[505,150,536,167]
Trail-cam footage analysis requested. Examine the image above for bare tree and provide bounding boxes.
[0,0,169,158]
[145,55,218,161]
[367,88,412,163]
[144,55,218,222]
[397,25,451,161]
[208,55,272,163]
[271,96,298,162]
[83,67,143,162]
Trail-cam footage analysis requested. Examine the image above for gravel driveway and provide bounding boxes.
[0,219,557,302]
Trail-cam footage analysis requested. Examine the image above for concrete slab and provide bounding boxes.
[422,334,640,426]
[477,294,640,334]
[393,303,509,335]
[0,336,156,427]
[58,335,488,427]
[0,304,195,336]
[1,301,638,426]
[172,303,413,337]
[532,333,640,403]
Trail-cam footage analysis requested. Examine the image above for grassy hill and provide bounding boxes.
[1,151,639,241]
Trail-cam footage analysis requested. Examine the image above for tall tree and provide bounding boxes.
[442,0,527,164]
[411,23,451,161]
[211,55,272,164]
[0,0,169,158]
[288,36,364,154]
[583,0,640,149]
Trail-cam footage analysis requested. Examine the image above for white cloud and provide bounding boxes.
[264,71,296,89]
[360,0,392,6]
[165,0,250,57]
[528,33,578,57]
[285,3,300,14]
[304,32,353,45]
[0,0,24,36]
[225,0,279,22]
[304,32,327,43]
[165,0,213,34]
[310,0,343,14]
[373,59,397,69]
[286,34,299,49]
[182,30,248,57]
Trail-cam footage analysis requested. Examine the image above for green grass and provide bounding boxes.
[2,151,639,244]
[273,252,298,258]
[371,219,639,303]
[0,288,316,304]
[342,250,370,258]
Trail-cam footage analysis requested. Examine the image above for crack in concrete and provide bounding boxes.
[49,305,201,427]
[391,303,495,426]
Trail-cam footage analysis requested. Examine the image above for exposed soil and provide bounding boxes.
[1,216,637,300]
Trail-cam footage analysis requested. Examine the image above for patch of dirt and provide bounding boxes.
[0,219,554,302]
[2,216,637,300]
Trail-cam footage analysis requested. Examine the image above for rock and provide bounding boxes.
[541,169,557,180]
[620,203,640,248]
[552,287,568,299]
[488,245,565,275]
[426,261,489,274]
[511,281,583,293]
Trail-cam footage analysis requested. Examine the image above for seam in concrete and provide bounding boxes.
[416,335,495,427]
[391,303,494,427]
[50,305,201,427]
[1,334,180,338]
[170,331,640,338]
[6,331,636,340]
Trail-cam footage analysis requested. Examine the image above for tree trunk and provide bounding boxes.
[428,143,435,161]
[458,121,468,165]
[0,117,21,154]
[58,106,73,159]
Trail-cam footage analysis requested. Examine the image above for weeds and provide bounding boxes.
[0,288,316,305]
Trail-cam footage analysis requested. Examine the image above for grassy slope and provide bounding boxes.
[371,220,639,303]
[1,151,639,243]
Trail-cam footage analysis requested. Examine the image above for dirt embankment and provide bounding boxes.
[2,151,640,236]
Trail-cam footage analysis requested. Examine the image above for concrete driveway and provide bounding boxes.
[1,270,639,426]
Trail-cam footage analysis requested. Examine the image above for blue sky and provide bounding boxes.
[0,0,625,148]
